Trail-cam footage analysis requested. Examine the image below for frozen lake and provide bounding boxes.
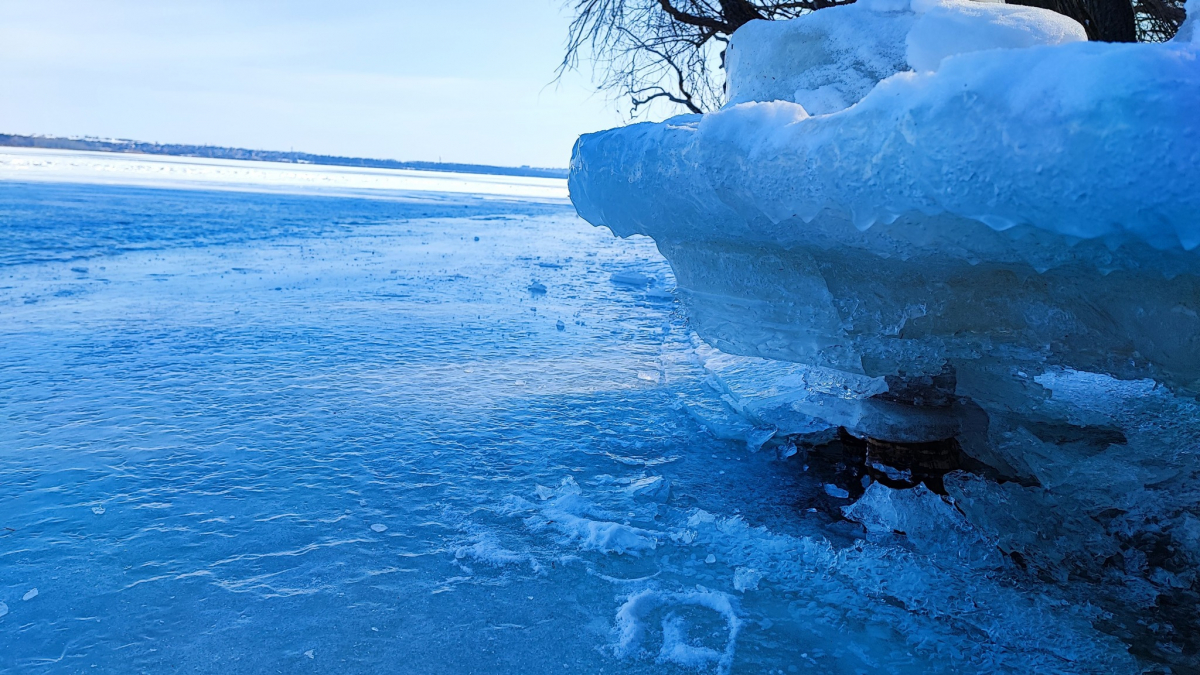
[0,151,1138,673]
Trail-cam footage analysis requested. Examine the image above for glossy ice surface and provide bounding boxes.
[0,158,1138,673]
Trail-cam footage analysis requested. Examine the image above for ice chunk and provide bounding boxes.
[725,1,913,114]
[843,482,1000,566]
[724,0,1082,114]
[92,505,105,515]
[626,475,671,503]
[743,426,776,453]
[823,484,850,499]
[22,588,37,601]
[610,271,652,287]
[1174,0,1198,42]
[528,477,661,555]
[732,567,762,592]
[0,602,7,618]
[454,532,536,569]
[554,516,658,555]
[905,0,1085,72]
[673,506,1137,670]
[370,523,387,533]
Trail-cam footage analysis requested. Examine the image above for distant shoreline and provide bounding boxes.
[0,134,568,180]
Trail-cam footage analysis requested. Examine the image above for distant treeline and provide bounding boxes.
[0,134,568,180]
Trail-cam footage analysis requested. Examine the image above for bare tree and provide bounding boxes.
[559,0,852,115]
[1007,0,1186,41]
[562,0,1188,117]
[1133,0,1188,41]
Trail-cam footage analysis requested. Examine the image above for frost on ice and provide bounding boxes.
[570,0,1200,658]
[614,589,742,674]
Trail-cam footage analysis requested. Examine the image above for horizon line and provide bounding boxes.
[0,133,569,181]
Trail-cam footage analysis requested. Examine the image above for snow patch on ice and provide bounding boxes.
[614,588,742,674]
[454,530,542,573]
[725,0,1083,114]
[520,478,662,556]
[906,0,1085,72]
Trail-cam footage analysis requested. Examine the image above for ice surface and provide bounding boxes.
[0,147,569,202]
[1,154,1188,671]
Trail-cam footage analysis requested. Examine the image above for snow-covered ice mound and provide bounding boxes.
[571,0,1200,661]
[572,0,1199,432]
[573,0,1199,404]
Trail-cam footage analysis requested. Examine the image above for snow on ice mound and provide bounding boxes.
[725,0,1085,113]
[571,0,1200,660]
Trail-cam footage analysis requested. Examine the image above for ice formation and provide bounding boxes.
[614,588,742,674]
[516,477,662,555]
[570,0,1200,659]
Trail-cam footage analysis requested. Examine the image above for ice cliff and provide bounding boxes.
[570,0,1200,663]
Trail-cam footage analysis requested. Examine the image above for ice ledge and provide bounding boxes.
[570,17,1200,392]
[571,37,1200,251]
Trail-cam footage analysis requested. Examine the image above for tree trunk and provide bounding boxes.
[1008,0,1138,41]
[719,0,766,30]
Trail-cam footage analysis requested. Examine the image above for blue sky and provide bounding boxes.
[0,0,629,168]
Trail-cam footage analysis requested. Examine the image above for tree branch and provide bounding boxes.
[657,0,732,32]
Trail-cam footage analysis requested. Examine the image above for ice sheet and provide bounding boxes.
[0,147,569,202]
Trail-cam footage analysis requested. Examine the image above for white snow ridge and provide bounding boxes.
[571,0,1200,667]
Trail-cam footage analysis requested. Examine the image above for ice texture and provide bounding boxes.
[6,153,1177,672]
[570,0,1200,660]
